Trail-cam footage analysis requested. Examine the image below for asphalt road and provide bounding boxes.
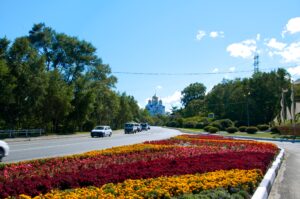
[3,126,182,163]
[269,141,300,199]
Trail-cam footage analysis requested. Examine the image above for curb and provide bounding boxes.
[226,135,300,143]
[251,148,285,199]
[178,130,300,143]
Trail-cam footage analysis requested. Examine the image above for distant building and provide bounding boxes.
[145,94,165,116]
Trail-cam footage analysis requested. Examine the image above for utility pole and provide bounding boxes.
[253,52,259,73]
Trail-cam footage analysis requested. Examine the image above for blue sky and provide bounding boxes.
[1,0,300,111]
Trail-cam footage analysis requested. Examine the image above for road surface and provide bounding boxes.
[3,127,182,163]
[269,141,300,199]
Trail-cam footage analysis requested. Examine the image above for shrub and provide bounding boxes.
[246,126,258,134]
[257,124,269,131]
[270,126,280,134]
[210,122,222,130]
[176,118,184,127]
[276,125,300,136]
[226,127,238,134]
[209,127,219,134]
[195,122,205,129]
[219,119,234,130]
[203,126,212,132]
[183,121,196,128]
[239,126,247,132]
[166,121,178,127]
[210,119,234,130]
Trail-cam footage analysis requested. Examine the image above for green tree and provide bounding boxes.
[0,38,15,128]
[42,70,73,133]
[7,37,47,128]
[205,69,290,125]
[116,93,134,128]
[0,23,145,133]
[181,82,206,107]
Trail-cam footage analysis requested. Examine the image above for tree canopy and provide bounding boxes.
[0,23,147,132]
[178,69,291,126]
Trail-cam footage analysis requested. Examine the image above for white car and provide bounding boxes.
[0,140,9,162]
[91,126,112,137]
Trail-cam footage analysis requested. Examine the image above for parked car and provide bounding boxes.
[124,123,138,134]
[91,126,112,137]
[141,123,150,131]
[0,140,9,162]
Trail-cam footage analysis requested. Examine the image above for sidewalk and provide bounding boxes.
[4,129,124,143]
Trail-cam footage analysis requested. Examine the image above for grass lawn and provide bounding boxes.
[176,128,204,133]
[221,131,276,138]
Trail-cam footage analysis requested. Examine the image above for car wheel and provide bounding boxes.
[109,132,112,137]
[0,148,4,162]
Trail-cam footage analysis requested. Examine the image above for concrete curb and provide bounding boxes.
[226,135,300,143]
[252,148,285,199]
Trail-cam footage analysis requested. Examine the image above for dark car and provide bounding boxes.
[141,123,150,131]
[124,123,138,134]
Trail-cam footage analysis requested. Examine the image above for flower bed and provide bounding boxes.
[1,134,278,198]
[19,169,262,199]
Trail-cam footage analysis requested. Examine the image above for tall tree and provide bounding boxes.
[0,38,15,128]
[205,69,290,125]
[42,69,73,133]
[181,82,206,107]
[8,37,47,128]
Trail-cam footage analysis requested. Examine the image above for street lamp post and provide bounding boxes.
[244,92,250,126]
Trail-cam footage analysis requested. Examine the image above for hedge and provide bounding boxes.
[246,126,258,134]
[239,126,247,132]
[257,124,269,131]
[209,127,219,134]
[226,127,238,134]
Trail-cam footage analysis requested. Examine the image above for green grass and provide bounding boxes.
[176,128,204,133]
[221,131,276,138]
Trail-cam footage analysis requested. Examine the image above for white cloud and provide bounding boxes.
[156,85,163,90]
[161,91,182,104]
[212,68,219,73]
[287,66,300,76]
[229,67,236,72]
[266,38,287,50]
[275,42,300,63]
[226,39,257,59]
[256,34,261,41]
[161,91,182,112]
[282,17,300,37]
[196,30,206,41]
[268,51,274,57]
[137,103,143,108]
[209,31,224,38]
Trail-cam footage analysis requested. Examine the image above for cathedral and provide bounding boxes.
[145,94,165,116]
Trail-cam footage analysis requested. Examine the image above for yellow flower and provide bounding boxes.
[19,169,262,199]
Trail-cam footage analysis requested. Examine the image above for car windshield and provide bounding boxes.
[141,124,147,126]
[125,124,133,127]
[95,126,105,130]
